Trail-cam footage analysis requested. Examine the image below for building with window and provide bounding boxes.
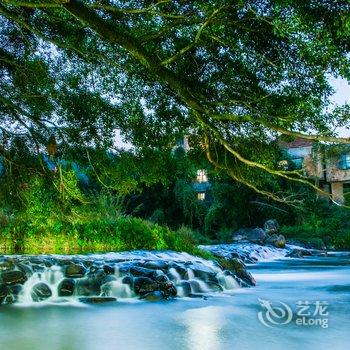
[196,169,208,183]
[280,138,350,204]
[175,137,211,201]
[193,169,210,201]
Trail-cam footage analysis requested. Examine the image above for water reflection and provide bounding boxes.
[180,306,228,350]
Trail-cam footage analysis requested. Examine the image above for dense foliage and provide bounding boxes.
[0,159,211,256]
[1,1,350,253]
[1,0,350,203]
[1,142,350,252]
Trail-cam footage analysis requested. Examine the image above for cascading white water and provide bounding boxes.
[101,279,134,299]
[1,250,246,306]
[216,272,240,290]
[199,243,307,262]
[168,268,182,283]
[18,266,64,304]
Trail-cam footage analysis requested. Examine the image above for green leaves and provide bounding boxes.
[1,0,350,203]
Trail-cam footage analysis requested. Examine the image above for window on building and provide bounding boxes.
[197,192,205,201]
[292,157,304,169]
[339,154,350,170]
[196,169,208,183]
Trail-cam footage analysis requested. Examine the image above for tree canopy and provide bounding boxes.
[1,0,350,203]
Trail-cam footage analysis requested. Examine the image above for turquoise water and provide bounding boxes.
[1,254,349,350]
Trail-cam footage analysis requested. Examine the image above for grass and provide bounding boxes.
[0,211,213,258]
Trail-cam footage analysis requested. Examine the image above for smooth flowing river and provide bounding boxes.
[1,252,349,350]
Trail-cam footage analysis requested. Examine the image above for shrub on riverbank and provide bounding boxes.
[0,213,210,257]
[0,173,210,257]
[281,205,350,250]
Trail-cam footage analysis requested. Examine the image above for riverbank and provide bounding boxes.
[0,213,211,258]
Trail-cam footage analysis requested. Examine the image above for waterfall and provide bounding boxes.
[0,250,249,306]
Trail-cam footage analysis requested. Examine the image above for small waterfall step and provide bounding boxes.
[0,250,254,306]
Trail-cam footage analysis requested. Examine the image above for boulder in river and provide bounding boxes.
[79,297,117,304]
[1,270,27,286]
[31,282,52,302]
[76,277,102,296]
[286,248,312,258]
[141,291,164,302]
[58,278,76,297]
[128,266,159,279]
[177,281,192,297]
[103,265,115,275]
[143,260,169,271]
[133,277,159,295]
[65,263,86,278]
[218,257,256,286]
[0,260,15,271]
[264,219,280,235]
[265,234,286,248]
[0,284,8,304]
[232,228,266,244]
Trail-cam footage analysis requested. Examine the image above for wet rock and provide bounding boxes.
[1,270,27,285]
[122,275,133,286]
[31,264,46,273]
[88,268,107,282]
[188,263,216,282]
[188,280,202,293]
[218,258,256,286]
[58,278,76,297]
[17,263,33,277]
[129,266,159,279]
[0,250,256,303]
[160,282,177,298]
[118,262,143,274]
[141,291,164,301]
[0,283,8,304]
[101,275,117,285]
[265,234,286,248]
[79,297,117,304]
[65,263,86,278]
[0,260,15,271]
[264,219,280,235]
[286,248,312,258]
[232,228,266,244]
[41,259,54,268]
[88,265,100,274]
[206,281,223,292]
[168,262,187,278]
[133,277,158,295]
[76,277,102,296]
[31,283,52,302]
[83,260,94,268]
[143,261,169,270]
[103,265,115,275]
[29,257,45,265]
[223,271,251,288]
[177,281,191,297]
[8,284,23,296]
[7,284,23,303]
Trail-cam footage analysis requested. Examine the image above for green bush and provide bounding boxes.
[281,205,350,250]
[331,232,350,250]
